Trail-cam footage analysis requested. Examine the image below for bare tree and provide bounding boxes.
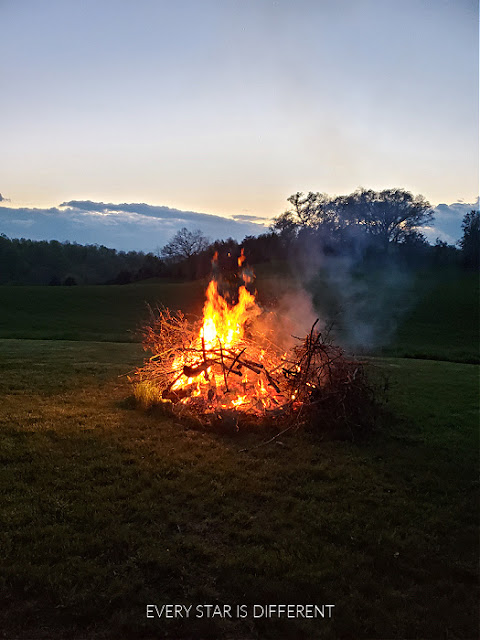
[160,228,210,263]
[343,188,433,248]
[272,191,341,235]
[272,188,433,249]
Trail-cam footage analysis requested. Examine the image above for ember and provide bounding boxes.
[132,251,376,433]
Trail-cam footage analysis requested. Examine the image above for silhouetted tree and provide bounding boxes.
[114,270,133,285]
[0,237,165,284]
[343,188,433,248]
[432,238,459,267]
[160,228,209,263]
[272,192,342,237]
[160,227,210,279]
[272,188,434,251]
[136,253,166,280]
[395,229,430,266]
[459,210,480,269]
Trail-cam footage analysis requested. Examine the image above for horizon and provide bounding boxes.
[0,192,479,253]
[2,188,479,214]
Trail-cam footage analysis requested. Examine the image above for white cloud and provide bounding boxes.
[0,200,268,252]
[424,197,479,244]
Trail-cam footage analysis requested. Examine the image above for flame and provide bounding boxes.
[168,253,292,415]
[231,395,247,407]
[238,248,254,285]
[171,277,260,394]
[202,280,259,348]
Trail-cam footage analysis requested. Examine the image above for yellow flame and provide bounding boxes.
[201,280,260,350]
[231,395,247,407]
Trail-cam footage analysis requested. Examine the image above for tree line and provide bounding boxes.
[0,188,478,285]
[161,189,479,278]
[0,236,165,285]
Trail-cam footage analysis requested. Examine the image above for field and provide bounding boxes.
[0,267,478,639]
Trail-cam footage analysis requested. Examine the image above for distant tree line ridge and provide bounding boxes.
[267,188,479,271]
[0,188,478,284]
[0,236,165,285]
[161,189,479,278]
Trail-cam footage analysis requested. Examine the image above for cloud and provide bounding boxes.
[423,197,479,244]
[0,200,268,252]
[232,213,270,223]
[2,197,477,252]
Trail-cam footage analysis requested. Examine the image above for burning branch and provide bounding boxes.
[131,253,379,435]
[132,305,376,436]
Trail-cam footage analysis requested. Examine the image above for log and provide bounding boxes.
[183,360,214,378]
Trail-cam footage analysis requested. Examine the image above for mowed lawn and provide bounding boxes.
[0,268,478,639]
[382,268,479,364]
[0,280,207,342]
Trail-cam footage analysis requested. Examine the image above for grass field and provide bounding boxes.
[0,280,207,342]
[0,265,477,361]
[0,267,478,638]
[381,268,479,364]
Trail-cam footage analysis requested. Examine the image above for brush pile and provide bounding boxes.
[131,308,377,437]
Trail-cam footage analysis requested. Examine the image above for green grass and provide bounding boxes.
[0,339,478,639]
[0,280,207,342]
[0,267,478,637]
[303,265,479,364]
[382,269,479,363]
[0,266,476,363]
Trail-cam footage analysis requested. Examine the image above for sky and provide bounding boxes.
[1,0,478,251]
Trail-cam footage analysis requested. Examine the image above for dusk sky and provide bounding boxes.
[1,0,478,251]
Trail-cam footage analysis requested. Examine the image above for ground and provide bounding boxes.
[0,266,478,639]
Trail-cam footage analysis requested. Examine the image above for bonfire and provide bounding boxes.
[132,251,376,434]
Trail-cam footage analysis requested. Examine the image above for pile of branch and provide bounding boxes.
[133,306,289,417]
[132,307,379,436]
[282,320,379,437]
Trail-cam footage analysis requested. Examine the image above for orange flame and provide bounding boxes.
[171,276,261,396]
[201,280,260,349]
[169,253,291,415]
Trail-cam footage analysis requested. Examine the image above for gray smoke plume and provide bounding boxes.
[282,228,413,354]
[257,288,320,352]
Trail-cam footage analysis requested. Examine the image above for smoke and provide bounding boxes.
[282,228,413,353]
[262,288,320,351]
[319,255,411,352]
[213,237,411,356]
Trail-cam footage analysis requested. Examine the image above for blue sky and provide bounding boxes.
[1,0,478,250]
